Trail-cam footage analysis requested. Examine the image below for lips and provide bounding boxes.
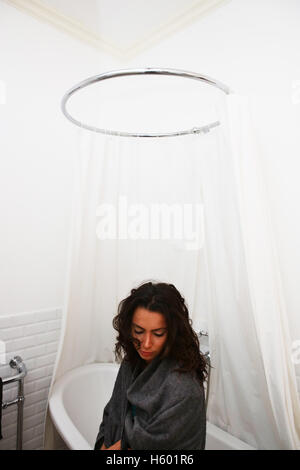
[140,351,153,356]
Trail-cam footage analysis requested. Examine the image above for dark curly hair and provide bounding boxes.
[112,280,210,386]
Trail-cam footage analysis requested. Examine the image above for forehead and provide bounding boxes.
[132,306,167,329]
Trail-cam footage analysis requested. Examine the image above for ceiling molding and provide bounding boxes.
[123,0,231,60]
[4,0,231,61]
[3,0,122,58]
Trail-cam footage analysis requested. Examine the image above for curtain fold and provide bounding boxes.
[203,94,300,449]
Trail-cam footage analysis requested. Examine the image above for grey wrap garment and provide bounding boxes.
[94,354,206,450]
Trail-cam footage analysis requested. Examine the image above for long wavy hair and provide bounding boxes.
[112,280,210,386]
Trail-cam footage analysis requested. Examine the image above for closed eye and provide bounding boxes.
[133,329,165,337]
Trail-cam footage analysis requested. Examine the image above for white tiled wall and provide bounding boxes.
[0,308,62,450]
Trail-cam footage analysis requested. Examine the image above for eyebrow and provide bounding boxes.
[133,323,167,332]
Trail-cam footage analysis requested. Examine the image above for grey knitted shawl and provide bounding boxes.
[94,354,206,450]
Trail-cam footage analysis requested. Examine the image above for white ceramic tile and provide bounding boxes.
[23,322,49,336]
[35,353,57,368]
[0,326,24,341]
[47,319,62,331]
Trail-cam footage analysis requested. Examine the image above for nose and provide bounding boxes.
[143,333,153,350]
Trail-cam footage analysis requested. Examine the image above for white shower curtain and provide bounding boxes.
[44,94,300,450]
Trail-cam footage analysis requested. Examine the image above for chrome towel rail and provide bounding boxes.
[1,356,27,450]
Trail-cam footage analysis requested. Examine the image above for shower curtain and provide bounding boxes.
[44,94,300,450]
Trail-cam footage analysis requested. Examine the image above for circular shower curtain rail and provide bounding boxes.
[61,67,231,138]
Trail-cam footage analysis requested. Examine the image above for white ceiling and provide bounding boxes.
[5,0,230,59]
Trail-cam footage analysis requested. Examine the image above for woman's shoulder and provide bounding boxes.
[119,356,143,378]
[162,357,204,398]
[119,357,134,373]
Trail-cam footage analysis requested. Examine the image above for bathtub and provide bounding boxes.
[48,363,255,450]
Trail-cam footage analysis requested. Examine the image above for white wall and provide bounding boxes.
[0,1,119,316]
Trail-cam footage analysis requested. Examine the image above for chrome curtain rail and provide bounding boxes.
[61,67,231,138]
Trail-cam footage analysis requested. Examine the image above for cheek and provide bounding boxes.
[157,335,167,348]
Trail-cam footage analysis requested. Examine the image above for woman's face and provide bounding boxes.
[131,306,168,363]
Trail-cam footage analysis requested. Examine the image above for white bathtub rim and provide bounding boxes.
[49,362,120,450]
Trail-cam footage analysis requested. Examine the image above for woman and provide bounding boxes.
[94,281,208,450]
